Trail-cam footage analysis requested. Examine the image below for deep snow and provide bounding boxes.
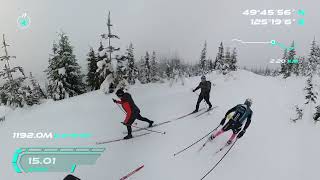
[0,70,319,180]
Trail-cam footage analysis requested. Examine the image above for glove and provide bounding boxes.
[237,130,245,138]
[121,122,128,126]
[112,98,117,103]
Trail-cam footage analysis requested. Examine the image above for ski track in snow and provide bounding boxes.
[0,70,319,180]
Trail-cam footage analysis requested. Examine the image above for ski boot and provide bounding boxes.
[123,134,133,140]
[226,140,232,145]
[149,121,154,128]
[209,134,215,141]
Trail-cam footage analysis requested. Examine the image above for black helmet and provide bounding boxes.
[244,98,252,107]
[116,89,124,97]
[201,75,206,81]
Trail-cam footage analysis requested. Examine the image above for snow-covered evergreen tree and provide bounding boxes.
[126,43,138,85]
[86,47,99,91]
[272,69,281,76]
[0,76,26,107]
[29,72,46,98]
[46,32,86,101]
[96,41,113,88]
[208,58,214,72]
[304,75,317,105]
[280,49,289,78]
[306,38,320,76]
[0,34,29,108]
[221,47,231,75]
[25,72,46,105]
[168,57,185,86]
[213,42,228,73]
[165,63,172,80]
[199,41,207,73]
[114,55,128,90]
[288,42,298,76]
[99,11,122,93]
[139,52,151,84]
[313,105,320,123]
[230,48,237,71]
[279,41,296,78]
[214,42,224,71]
[150,51,160,82]
[298,57,308,76]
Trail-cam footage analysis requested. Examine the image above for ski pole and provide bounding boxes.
[131,124,166,135]
[173,125,220,157]
[200,138,238,180]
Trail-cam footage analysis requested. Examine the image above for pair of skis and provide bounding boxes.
[123,120,171,134]
[97,120,171,145]
[174,106,218,122]
[194,106,218,118]
[120,106,218,136]
[97,107,218,145]
[173,124,238,180]
[198,136,232,154]
[174,107,206,120]
[96,132,152,145]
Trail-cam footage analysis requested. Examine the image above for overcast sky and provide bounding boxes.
[0,0,319,79]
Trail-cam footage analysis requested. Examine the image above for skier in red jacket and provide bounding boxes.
[113,89,154,139]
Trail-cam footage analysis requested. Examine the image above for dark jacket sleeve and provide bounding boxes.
[122,93,130,101]
[243,111,252,131]
[195,81,211,92]
[194,83,201,91]
[116,94,129,104]
[225,105,238,118]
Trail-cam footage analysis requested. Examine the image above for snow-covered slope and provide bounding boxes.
[0,70,319,180]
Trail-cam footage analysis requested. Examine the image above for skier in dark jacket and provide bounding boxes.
[209,99,253,145]
[192,75,212,113]
[113,89,154,139]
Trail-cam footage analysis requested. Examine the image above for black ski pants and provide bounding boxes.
[195,93,212,111]
[222,120,242,134]
[126,112,152,136]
